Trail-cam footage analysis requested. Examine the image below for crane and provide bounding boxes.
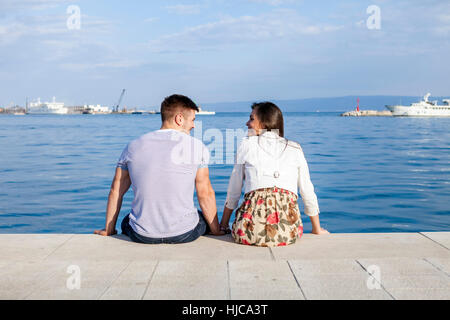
[114,89,126,113]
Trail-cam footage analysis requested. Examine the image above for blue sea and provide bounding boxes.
[0,112,449,234]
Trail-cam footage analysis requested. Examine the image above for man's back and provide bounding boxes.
[117,129,209,238]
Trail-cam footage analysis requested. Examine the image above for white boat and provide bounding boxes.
[28,97,68,114]
[196,107,215,115]
[386,93,450,117]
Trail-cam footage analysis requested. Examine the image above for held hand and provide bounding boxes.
[209,230,226,236]
[94,229,117,236]
[311,227,330,235]
[220,225,232,235]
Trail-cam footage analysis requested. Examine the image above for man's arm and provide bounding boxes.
[195,167,223,236]
[94,167,131,236]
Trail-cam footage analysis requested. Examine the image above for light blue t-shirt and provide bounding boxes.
[117,129,210,238]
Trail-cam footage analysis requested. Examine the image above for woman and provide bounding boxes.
[220,102,329,247]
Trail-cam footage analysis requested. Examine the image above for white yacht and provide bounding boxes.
[196,107,215,115]
[28,97,68,114]
[386,93,450,117]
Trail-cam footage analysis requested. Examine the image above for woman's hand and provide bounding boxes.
[311,227,330,235]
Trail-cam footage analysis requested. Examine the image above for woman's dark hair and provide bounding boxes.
[251,102,284,137]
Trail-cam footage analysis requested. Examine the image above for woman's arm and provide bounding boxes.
[297,147,329,235]
[220,206,234,232]
[221,138,248,230]
[220,162,244,231]
[309,215,329,235]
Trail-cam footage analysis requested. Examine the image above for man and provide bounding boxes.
[94,94,224,243]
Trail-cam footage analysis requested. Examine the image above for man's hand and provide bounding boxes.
[94,229,117,236]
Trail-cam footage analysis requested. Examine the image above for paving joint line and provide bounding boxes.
[140,260,160,300]
[286,260,307,300]
[355,259,396,300]
[419,232,449,251]
[226,260,231,300]
[42,234,76,261]
[22,262,66,300]
[97,260,133,300]
[268,248,276,261]
[423,258,450,278]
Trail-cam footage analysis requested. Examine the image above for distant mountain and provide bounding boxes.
[203,95,450,113]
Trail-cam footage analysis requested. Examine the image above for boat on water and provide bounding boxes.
[385,93,450,117]
[196,107,215,115]
[28,97,68,115]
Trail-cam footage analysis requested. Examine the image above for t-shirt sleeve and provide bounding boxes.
[199,143,210,169]
[117,144,130,171]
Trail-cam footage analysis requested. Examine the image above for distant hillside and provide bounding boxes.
[203,95,450,112]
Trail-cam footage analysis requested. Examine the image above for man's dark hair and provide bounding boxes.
[161,94,199,122]
[251,102,284,137]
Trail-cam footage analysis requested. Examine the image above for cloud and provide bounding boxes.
[144,17,159,23]
[0,11,113,47]
[165,4,203,15]
[149,9,343,53]
[60,60,144,71]
[0,0,72,10]
[247,0,301,6]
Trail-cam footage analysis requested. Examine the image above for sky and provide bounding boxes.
[0,0,449,108]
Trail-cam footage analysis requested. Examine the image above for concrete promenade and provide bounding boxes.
[0,232,449,300]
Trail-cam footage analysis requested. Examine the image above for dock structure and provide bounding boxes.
[341,110,393,117]
[0,232,449,300]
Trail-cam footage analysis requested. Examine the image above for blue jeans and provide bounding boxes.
[121,211,209,244]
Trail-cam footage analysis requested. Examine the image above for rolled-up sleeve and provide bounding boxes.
[297,148,320,217]
[225,139,247,210]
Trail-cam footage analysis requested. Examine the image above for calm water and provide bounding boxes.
[0,112,449,234]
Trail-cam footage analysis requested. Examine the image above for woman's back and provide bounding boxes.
[236,131,310,199]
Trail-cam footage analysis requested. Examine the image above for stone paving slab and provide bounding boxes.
[228,260,304,300]
[43,234,271,262]
[100,261,157,300]
[25,260,130,300]
[357,257,447,276]
[357,258,450,300]
[287,259,393,300]
[425,258,450,276]
[386,288,450,300]
[270,233,450,260]
[0,234,73,262]
[0,261,67,300]
[0,233,449,300]
[421,232,450,250]
[143,261,228,300]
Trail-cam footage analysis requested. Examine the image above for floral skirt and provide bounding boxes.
[232,187,303,247]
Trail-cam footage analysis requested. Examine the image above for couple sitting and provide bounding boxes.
[94,94,329,247]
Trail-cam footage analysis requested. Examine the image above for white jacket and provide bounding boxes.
[225,131,320,217]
